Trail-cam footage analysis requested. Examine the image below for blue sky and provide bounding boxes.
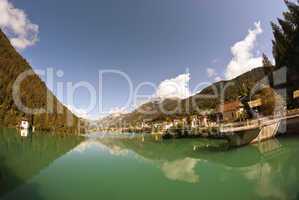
[1,0,286,119]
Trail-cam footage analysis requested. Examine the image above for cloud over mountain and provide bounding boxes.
[155,73,191,100]
[206,67,222,82]
[207,68,217,78]
[225,21,263,79]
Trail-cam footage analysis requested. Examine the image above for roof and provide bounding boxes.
[248,98,262,108]
[217,100,242,113]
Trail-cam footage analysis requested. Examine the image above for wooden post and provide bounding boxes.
[258,119,261,143]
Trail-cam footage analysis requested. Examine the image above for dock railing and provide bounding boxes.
[220,111,299,133]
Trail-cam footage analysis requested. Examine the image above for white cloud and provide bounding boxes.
[206,67,217,78]
[214,76,222,82]
[225,21,263,79]
[0,0,39,49]
[155,73,191,99]
[206,67,222,82]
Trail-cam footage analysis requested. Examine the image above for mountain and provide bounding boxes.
[181,66,274,113]
[0,29,81,133]
[99,66,274,128]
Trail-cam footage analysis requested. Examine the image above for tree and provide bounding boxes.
[271,0,299,108]
[254,87,284,116]
[262,53,273,68]
[262,53,275,88]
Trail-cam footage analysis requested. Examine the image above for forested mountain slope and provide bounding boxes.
[0,29,80,133]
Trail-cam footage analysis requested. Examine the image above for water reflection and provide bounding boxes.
[0,128,83,198]
[1,130,298,200]
[161,158,199,183]
[74,139,130,156]
[95,133,299,199]
[20,129,29,137]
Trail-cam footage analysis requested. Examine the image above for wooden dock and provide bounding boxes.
[222,114,299,147]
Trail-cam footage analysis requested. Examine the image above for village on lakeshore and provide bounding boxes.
[91,87,299,146]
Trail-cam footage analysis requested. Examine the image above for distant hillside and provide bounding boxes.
[181,66,273,113]
[0,29,80,133]
[100,66,273,127]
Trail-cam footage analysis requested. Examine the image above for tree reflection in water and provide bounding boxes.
[0,128,83,199]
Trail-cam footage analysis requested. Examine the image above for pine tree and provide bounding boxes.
[271,0,299,108]
[262,53,273,67]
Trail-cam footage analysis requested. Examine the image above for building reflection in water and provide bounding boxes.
[20,129,29,137]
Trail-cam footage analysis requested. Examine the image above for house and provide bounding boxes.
[153,122,163,129]
[173,119,180,126]
[190,115,199,128]
[174,117,189,127]
[190,115,209,128]
[217,100,244,122]
[20,120,30,130]
[141,119,152,129]
[162,121,173,130]
[20,120,30,137]
[190,114,217,128]
[201,116,209,127]
[181,117,188,126]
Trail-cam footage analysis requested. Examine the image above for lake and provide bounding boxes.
[0,128,299,200]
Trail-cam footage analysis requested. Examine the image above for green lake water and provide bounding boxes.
[0,128,299,200]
